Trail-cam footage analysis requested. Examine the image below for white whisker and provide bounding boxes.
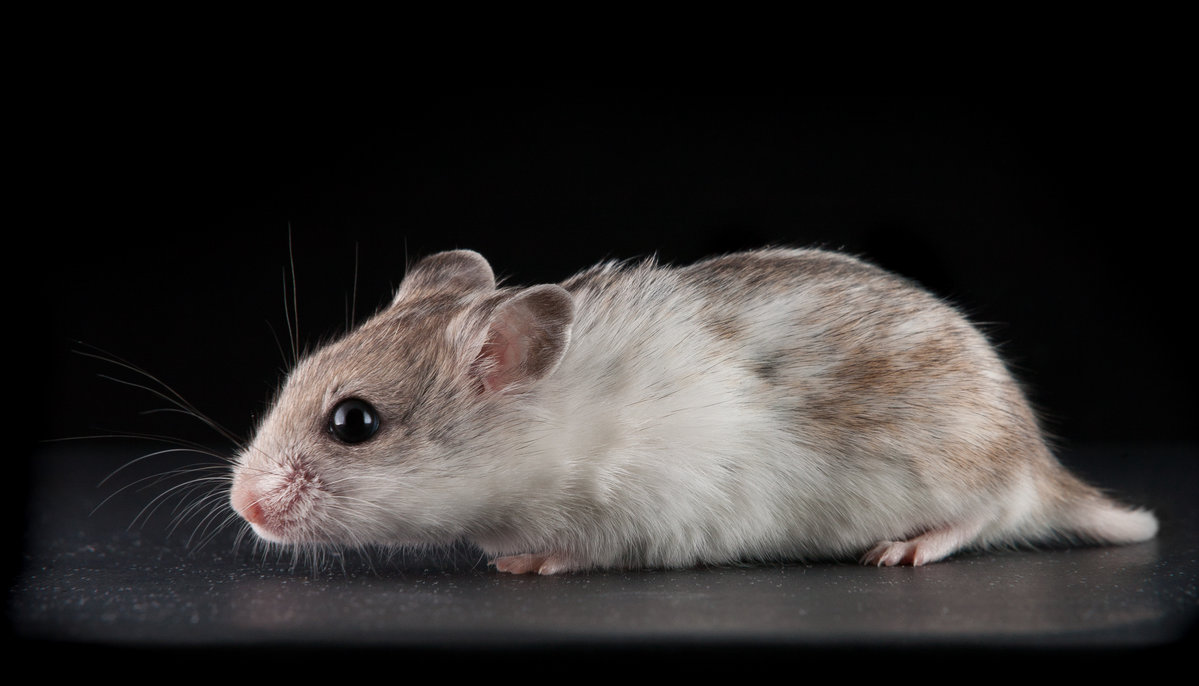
[72,342,245,449]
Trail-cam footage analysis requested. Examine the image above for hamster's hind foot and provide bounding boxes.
[492,551,576,575]
[860,519,986,567]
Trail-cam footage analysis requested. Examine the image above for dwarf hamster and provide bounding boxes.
[229,247,1157,574]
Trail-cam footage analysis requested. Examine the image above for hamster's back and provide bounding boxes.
[531,248,1155,567]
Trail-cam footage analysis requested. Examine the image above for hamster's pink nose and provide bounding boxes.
[230,482,266,526]
[241,500,266,527]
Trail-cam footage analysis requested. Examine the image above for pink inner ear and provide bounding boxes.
[470,284,572,395]
[477,317,525,393]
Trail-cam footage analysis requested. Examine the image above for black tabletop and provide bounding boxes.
[10,440,1196,669]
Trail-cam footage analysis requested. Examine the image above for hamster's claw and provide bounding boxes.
[860,519,986,567]
[492,552,575,575]
[861,540,930,566]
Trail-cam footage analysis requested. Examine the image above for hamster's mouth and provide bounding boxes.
[246,517,292,543]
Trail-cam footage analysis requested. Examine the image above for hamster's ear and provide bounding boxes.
[471,285,575,394]
[395,250,496,303]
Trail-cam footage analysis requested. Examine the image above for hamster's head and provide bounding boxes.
[229,250,574,549]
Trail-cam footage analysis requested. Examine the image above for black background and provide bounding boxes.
[28,90,1192,454]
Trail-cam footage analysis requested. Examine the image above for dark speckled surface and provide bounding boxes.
[8,441,1197,666]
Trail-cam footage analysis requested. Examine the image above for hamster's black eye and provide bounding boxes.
[329,398,380,444]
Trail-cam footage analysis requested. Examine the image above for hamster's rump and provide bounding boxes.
[229,247,1157,574]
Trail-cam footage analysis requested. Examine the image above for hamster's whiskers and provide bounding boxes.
[127,466,229,530]
[72,342,246,450]
[64,343,260,558]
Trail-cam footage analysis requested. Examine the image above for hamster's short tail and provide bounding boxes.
[1053,496,1159,545]
[1041,468,1158,546]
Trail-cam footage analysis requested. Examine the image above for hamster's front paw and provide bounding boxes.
[492,552,577,575]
